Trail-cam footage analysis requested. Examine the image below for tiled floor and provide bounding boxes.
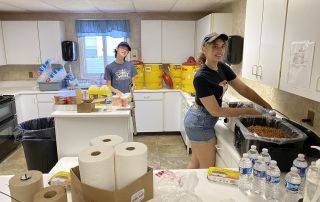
[0,133,191,175]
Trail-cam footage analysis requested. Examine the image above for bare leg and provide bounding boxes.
[191,141,216,168]
[187,148,199,169]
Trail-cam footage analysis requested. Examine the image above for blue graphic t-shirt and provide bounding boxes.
[104,61,137,93]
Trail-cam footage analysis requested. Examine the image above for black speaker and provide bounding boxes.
[224,35,244,65]
[62,41,78,61]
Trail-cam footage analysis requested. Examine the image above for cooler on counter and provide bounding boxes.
[234,116,308,172]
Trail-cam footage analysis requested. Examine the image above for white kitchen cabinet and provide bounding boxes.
[38,21,65,64]
[195,13,232,54]
[141,20,162,63]
[279,0,320,102]
[0,22,6,66]
[134,92,163,132]
[15,94,38,123]
[163,92,181,131]
[242,0,287,88]
[2,21,41,64]
[37,93,55,118]
[162,21,195,63]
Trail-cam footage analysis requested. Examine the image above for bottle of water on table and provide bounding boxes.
[261,148,271,166]
[248,145,259,165]
[252,155,266,196]
[265,160,280,200]
[293,153,308,192]
[284,167,301,202]
[238,153,252,192]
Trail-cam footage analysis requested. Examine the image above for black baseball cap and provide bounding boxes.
[117,41,131,51]
[201,32,229,47]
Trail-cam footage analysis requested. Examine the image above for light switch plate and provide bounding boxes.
[131,49,138,60]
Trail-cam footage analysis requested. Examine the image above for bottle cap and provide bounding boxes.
[298,154,305,159]
[270,160,277,166]
[262,148,268,153]
[251,145,256,149]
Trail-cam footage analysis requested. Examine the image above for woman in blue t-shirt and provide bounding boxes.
[104,42,137,96]
[184,33,272,169]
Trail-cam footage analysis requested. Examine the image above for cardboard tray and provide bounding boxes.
[70,166,153,202]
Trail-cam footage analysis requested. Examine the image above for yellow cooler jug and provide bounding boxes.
[144,64,163,90]
[169,64,181,89]
[180,60,200,93]
[132,60,144,90]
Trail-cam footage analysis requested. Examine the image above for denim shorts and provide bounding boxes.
[184,105,218,143]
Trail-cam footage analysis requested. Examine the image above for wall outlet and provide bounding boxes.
[307,110,315,126]
[28,72,34,78]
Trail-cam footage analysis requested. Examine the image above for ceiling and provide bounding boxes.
[0,0,235,13]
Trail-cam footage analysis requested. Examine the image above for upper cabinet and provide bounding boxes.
[162,21,195,64]
[2,21,41,65]
[2,21,65,65]
[279,0,320,101]
[141,20,162,63]
[38,21,65,64]
[242,0,287,88]
[0,22,6,65]
[195,13,232,55]
[141,20,195,64]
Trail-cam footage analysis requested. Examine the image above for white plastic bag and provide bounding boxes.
[37,59,52,82]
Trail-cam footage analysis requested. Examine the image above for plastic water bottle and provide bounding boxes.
[248,145,259,165]
[284,167,301,202]
[293,153,308,192]
[252,155,266,196]
[238,153,253,192]
[105,96,113,111]
[260,148,271,166]
[265,160,280,200]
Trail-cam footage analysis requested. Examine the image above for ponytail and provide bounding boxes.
[197,52,206,64]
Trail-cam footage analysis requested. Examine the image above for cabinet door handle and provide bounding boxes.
[143,96,150,99]
[317,76,320,92]
[257,65,262,78]
[215,144,222,150]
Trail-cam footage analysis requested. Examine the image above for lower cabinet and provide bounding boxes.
[15,94,38,123]
[216,136,239,168]
[15,93,56,123]
[134,92,164,132]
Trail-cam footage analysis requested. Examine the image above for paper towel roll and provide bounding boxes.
[114,142,148,189]
[78,145,115,191]
[89,135,124,147]
[9,170,43,202]
[33,185,67,202]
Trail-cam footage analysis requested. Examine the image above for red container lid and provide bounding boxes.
[131,60,144,65]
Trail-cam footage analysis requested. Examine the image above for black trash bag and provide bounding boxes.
[14,117,58,173]
[14,117,55,141]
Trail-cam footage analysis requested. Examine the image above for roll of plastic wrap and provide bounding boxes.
[78,145,115,191]
[9,170,43,202]
[89,135,124,147]
[33,185,67,202]
[115,142,148,189]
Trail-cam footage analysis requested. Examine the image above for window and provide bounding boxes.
[79,36,128,79]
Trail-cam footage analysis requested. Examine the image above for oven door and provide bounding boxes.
[0,99,16,124]
[0,115,19,162]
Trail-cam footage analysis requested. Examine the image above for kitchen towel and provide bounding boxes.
[114,142,148,189]
[9,170,43,202]
[33,185,67,202]
[78,145,115,191]
[89,135,124,147]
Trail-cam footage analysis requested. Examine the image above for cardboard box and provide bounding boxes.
[70,166,154,202]
[77,98,106,113]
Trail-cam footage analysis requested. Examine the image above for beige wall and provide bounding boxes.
[0,11,208,80]
[227,0,320,137]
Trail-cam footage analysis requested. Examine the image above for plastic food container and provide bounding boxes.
[112,95,121,107]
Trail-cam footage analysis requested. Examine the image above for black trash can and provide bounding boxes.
[14,117,58,173]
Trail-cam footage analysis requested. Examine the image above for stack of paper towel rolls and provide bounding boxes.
[78,138,147,191]
[89,135,124,147]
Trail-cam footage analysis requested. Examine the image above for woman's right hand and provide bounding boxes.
[114,89,123,97]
